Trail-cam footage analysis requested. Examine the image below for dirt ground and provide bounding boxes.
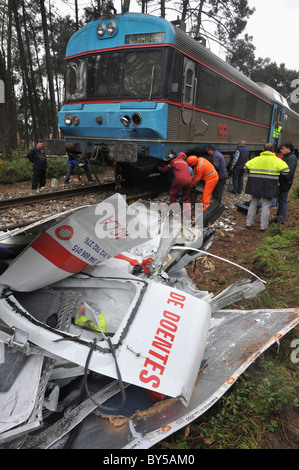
[186,167,299,308]
[0,166,115,198]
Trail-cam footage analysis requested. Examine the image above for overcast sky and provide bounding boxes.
[55,0,298,71]
[245,0,298,70]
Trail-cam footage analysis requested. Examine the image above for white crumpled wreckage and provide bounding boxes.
[0,194,298,449]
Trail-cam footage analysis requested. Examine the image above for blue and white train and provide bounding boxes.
[58,12,299,179]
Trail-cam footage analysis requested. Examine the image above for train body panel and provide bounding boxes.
[166,104,271,147]
[62,102,168,140]
[58,13,299,175]
[282,110,299,147]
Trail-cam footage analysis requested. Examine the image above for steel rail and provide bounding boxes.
[0,175,165,211]
[0,183,113,210]
[0,190,162,233]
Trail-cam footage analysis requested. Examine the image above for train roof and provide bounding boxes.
[65,13,176,57]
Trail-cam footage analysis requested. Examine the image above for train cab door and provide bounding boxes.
[270,104,285,146]
[181,58,196,125]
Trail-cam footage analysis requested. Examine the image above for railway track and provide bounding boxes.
[0,175,166,211]
[0,184,164,233]
[0,182,112,210]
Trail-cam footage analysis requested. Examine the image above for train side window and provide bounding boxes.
[216,76,235,115]
[123,50,162,98]
[196,68,216,109]
[235,88,247,118]
[277,107,283,122]
[272,107,278,125]
[234,87,257,121]
[183,60,195,104]
[66,58,87,101]
[256,99,272,125]
[167,50,182,101]
[245,93,257,121]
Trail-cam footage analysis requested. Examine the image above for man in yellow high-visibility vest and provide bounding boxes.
[272,121,282,152]
[244,143,289,233]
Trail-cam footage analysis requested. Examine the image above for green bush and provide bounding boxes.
[0,156,67,184]
[47,157,67,179]
[0,157,32,183]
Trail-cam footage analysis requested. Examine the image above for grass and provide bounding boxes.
[255,227,298,278]
[157,329,298,450]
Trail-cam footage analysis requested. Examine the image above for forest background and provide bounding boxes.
[0,0,298,156]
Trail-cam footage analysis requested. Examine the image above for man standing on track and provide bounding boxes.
[26,139,48,191]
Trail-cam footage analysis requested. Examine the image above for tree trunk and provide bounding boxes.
[40,0,59,138]
[160,0,165,18]
[22,70,30,150]
[75,0,79,30]
[12,0,39,141]
[21,0,43,137]
[181,0,189,22]
[27,12,50,135]
[0,0,19,156]
[48,1,61,111]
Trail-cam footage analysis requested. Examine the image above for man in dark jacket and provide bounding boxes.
[26,139,48,190]
[229,140,249,194]
[275,142,297,224]
[207,144,228,203]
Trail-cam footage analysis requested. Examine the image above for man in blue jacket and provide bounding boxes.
[207,144,228,203]
[229,140,249,194]
[64,152,93,185]
[26,139,48,190]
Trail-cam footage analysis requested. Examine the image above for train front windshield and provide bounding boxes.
[65,49,163,102]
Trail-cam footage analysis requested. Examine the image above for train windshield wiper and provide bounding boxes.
[148,66,155,101]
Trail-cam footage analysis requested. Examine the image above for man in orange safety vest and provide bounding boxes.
[187,156,219,210]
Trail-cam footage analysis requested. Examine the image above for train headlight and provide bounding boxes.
[107,21,116,35]
[72,115,80,126]
[97,23,106,38]
[131,112,142,127]
[64,113,73,126]
[120,115,131,127]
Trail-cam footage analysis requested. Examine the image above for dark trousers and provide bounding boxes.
[275,190,289,224]
[232,169,244,194]
[212,178,226,203]
[32,169,46,189]
[64,161,93,184]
